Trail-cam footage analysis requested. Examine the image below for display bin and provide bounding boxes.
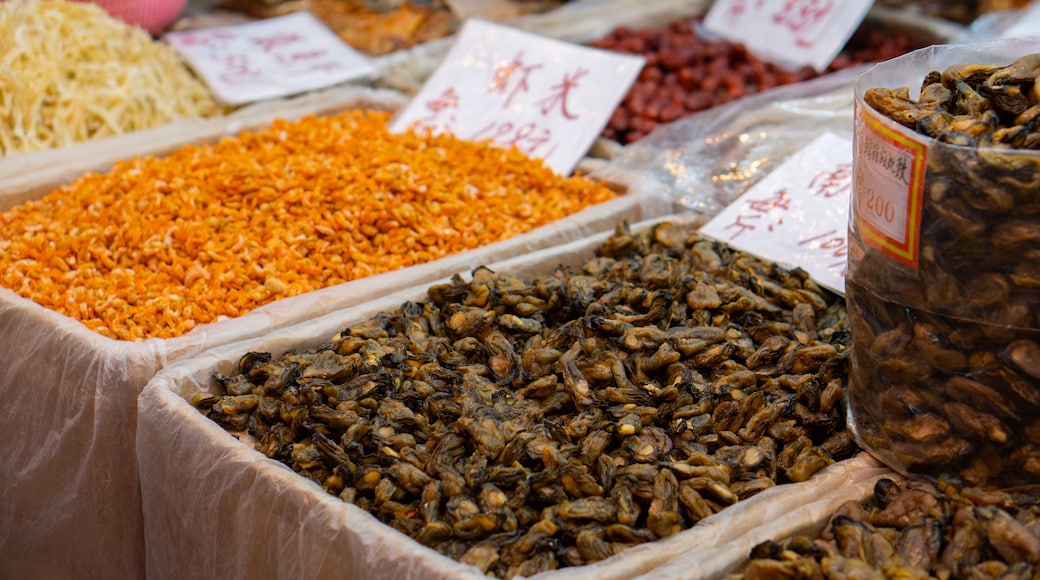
[0,84,665,580]
[632,463,901,579]
[0,85,406,207]
[136,215,888,580]
[672,476,1040,579]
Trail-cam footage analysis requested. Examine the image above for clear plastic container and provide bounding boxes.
[847,39,1040,490]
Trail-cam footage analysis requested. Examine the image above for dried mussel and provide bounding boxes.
[196,221,856,577]
[734,477,1040,579]
[850,54,1040,488]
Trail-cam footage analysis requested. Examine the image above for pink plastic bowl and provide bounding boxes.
[74,0,188,35]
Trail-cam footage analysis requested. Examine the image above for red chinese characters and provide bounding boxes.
[173,29,237,49]
[252,32,305,52]
[723,189,792,240]
[467,56,590,156]
[414,87,460,132]
[249,31,342,76]
[216,54,262,85]
[469,121,557,158]
[772,0,835,48]
[487,52,544,108]
[798,229,847,275]
[808,162,852,199]
[536,67,588,120]
[188,28,345,87]
[725,0,767,25]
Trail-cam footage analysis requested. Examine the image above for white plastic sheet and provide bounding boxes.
[0,86,665,580]
[137,215,890,580]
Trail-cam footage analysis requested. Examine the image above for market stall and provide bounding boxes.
[0,83,665,580]
[2,0,1040,578]
[136,216,887,579]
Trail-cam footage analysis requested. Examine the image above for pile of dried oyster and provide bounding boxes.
[195,221,856,577]
[848,54,1040,488]
[864,54,1040,148]
[735,477,1040,578]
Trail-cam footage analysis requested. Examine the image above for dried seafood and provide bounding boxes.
[850,55,1040,488]
[735,476,1040,579]
[864,54,1040,148]
[195,221,855,577]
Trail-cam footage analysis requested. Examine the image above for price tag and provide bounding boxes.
[699,132,853,295]
[165,12,376,106]
[852,100,927,268]
[995,3,1040,39]
[389,19,644,175]
[702,0,874,72]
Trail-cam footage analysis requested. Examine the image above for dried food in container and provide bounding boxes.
[0,109,617,341]
[590,12,948,144]
[731,476,1040,579]
[847,41,1040,489]
[195,220,859,577]
[0,0,222,157]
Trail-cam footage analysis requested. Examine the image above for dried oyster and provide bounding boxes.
[852,54,1040,488]
[733,477,1040,579]
[196,221,855,577]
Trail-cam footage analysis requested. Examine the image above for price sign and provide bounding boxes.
[852,100,926,268]
[700,132,854,295]
[390,19,644,175]
[702,0,874,72]
[165,12,376,106]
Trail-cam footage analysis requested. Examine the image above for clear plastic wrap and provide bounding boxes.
[846,40,1040,490]
[0,85,665,580]
[954,8,1027,43]
[605,67,867,224]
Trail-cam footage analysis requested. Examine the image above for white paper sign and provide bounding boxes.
[165,12,376,106]
[700,132,853,295]
[389,19,644,175]
[702,0,874,72]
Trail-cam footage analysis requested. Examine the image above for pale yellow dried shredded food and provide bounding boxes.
[0,0,222,156]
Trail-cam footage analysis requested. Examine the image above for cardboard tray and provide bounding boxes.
[136,214,893,580]
[0,84,667,580]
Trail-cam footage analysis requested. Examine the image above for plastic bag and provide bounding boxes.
[846,39,1040,490]
[954,6,1032,43]
[605,66,868,224]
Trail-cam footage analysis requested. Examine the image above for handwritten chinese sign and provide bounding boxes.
[702,0,874,72]
[165,12,376,106]
[390,19,644,175]
[699,131,853,295]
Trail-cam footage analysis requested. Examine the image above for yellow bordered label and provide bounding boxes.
[852,101,927,268]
